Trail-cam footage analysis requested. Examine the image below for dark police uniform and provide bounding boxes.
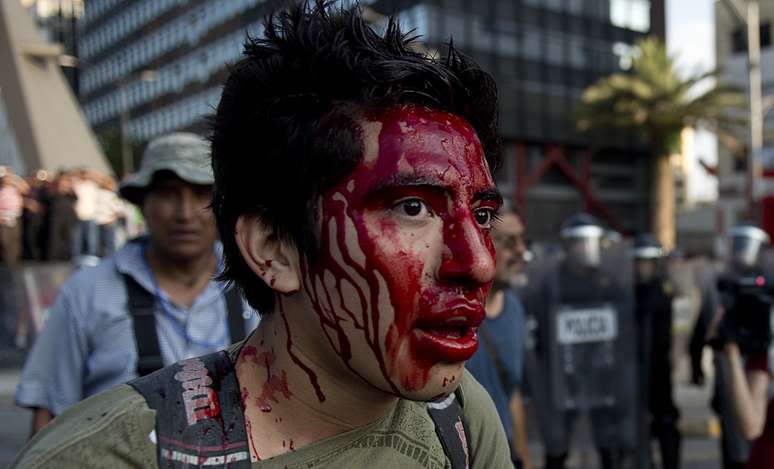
[635,277,680,469]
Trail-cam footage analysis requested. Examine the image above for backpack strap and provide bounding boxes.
[427,390,470,469]
[128,351,250,468]
[478,325,511,397]
[123,273,164,377]
[224,286,246,342]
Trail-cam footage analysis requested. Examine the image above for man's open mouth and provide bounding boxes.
[412,308,484,362]
[420,325,474,340]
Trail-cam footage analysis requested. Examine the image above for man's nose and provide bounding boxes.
[175,190,197,219]
[437,216,496,287]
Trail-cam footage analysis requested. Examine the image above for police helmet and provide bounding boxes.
[632,233,664,260]
[729,225,769,269]
[560,213,604,267]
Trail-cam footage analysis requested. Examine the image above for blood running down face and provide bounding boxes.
[300,104,501,401]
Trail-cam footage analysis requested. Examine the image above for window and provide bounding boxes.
[732,23,771,53]
[610,0,650,33]
[568,38,587,69]
[522,29,541,61]
[545,35,565,66]
[732,28,746,53]
[762,22,772,48]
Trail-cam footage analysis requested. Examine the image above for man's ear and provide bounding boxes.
[235,215,301,294]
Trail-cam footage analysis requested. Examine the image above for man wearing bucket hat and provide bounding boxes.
[15,132,258,436]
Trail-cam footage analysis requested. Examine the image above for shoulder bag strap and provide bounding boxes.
[123,273,164,376]
[224,285,246,342]
[427,390,470,469]
[478,324,511,396]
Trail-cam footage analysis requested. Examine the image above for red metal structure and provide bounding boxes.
[512,143,628,234]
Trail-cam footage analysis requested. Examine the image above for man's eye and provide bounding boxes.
[474,208,496,228]
[394,198,431,218]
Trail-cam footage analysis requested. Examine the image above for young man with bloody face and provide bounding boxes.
[11,3,511,468]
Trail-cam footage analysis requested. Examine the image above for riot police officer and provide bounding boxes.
[525,214,637,469]
[716,225,772,355]
[689,224,771,469]
[632,234,681,469]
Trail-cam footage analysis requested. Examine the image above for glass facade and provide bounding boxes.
[78,0,661,236]
[366,0,653,143]
[79,0,655,143]
[79,0,273,140]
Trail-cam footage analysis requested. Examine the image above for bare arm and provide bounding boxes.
[509,390,532,469]
[723,343,770,440]
[30,407,54,438]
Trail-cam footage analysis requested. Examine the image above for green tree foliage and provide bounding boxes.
[577,38,745,248]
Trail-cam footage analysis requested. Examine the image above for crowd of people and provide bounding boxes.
[7,3,774,469]
[0,166,143,268]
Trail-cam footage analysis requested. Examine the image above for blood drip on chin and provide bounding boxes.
[280,440,297,451]
[441,374,457,388]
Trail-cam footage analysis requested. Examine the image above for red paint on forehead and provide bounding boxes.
[354,105,493,198]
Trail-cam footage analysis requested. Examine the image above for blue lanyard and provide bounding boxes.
[143,248,228,351]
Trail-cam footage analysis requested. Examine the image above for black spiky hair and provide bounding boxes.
[211,0,500,312]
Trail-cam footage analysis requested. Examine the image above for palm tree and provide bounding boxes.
[577,38,745,249]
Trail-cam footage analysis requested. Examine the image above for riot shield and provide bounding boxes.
[523,240,638,456]
[521,244,569,457]
[550,240,634,411]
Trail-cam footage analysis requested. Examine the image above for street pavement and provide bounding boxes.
[0,368,31,468]
[523,379,722,469]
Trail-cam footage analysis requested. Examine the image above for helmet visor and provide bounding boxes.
[565,236,601,268]
[731,236,762,268]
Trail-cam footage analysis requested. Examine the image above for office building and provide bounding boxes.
[79,0,664,237]
[715,1,774,236]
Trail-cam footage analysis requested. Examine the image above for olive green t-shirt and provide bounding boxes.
[11,351,511,469]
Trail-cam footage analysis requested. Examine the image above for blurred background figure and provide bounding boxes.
[524,214,637,469]
[0,166,28,267]
[0,166,29,356]
[632,233,681,469]
[690,225,771,469]
[93,172,121,257]
[466,204,532,469]
[21,170,48,261]
[14,133,257,436]
[69,168,100,261]
[45,171,77,261]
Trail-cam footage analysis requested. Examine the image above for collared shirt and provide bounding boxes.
[15,238,259,415]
